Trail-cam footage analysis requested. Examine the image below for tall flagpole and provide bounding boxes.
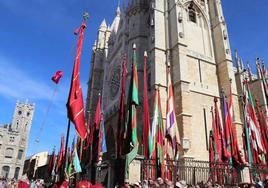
[63,12,89,179]
[64,120,71,179]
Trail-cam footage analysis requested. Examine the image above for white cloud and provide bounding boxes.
[0,55,54,101]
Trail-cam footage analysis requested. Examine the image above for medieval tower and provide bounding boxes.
[86,0,243,161]
[0,101,35,179]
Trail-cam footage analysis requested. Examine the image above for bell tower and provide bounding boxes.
[11,101,35,136]
[163,0,242,159]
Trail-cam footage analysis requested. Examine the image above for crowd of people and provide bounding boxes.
[1,175,268,188]
[115,176,268,188]
[0,175,46,188]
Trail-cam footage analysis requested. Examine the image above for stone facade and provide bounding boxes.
[86,0,267,162]
[0,101,34,179]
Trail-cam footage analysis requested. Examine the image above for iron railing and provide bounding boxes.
[139,158,268,186]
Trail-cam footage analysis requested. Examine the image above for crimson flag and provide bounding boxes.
[211,107,220,162]
[117,54,127,157]
[56,135,65,172]
[51,71,63,84]
[228,80,244,165]
[47,149,55,177]
[209,131,215,164]
[94,94,102,130]
[66,21,87,139]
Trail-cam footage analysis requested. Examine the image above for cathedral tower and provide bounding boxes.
[87,0,243,161]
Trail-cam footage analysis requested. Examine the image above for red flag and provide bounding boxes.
[255,101,268,161]
[51,71,63,84]
[209,131,215,164]
[47,150,55,177]
[214,98,230,161]
[66,21,87,139]
[89,94,101,144]
[228,80,244,165]
[84,118,91,150]
[117,54,127,157]
[94,94,102,130]
[143,51,150,158]
[56,135,65,172]
[211,107,221,162]
[95,95,102,162]
[97,114,103,161]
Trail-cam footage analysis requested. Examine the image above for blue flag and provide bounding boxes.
[73,147,82,173]
[101,120,107,153]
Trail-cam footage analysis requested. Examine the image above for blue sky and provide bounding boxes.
[0,0,267,156]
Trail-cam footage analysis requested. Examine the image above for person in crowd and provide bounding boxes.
[17,175,30,188]
[255,177,264,188]
[264,176,268,188]
[175,180,187,188]
[59,180,69,188]
[156,178,164,187]
[75,180,92,188]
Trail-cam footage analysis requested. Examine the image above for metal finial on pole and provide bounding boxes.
[83,12,89,21]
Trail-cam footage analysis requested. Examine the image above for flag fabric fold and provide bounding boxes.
[228,81,244,165]
[124,44,139,179]
[117,54,127,157]
[149,90,158,158]
[66,21,87,139]
[244,81,265,164]
[211,107,220,162]
[56,135,65,173]
[166,68,181,159]
[52,71,63,84]
[73,147,82,173]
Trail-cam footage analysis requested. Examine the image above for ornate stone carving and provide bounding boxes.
[109,65,121,100]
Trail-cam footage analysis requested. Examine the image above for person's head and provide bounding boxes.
[157,177,164,185]
[133,182,140,188]
[59,180,68,188]
[176,180,188,188]
[256,177,260,182]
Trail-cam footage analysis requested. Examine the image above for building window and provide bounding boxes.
[188,4,197,23]
[9,136,15,142]
[5,148,14,158]
[14,167,20,179]
[203,108,209,150]
[17,149,23,160]
[198,60,202,83]
[2,166,10,178]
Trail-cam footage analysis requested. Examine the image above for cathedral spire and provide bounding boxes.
[116,4,121,17]
[99,19,107,30]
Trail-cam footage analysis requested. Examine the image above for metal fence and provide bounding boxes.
[139,158,268,185]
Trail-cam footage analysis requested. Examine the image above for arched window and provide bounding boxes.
[5,148,14,158]
[17,149,24,160]
[188,4,197,23]
[2,166,10,178]
[14,167,20,179]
